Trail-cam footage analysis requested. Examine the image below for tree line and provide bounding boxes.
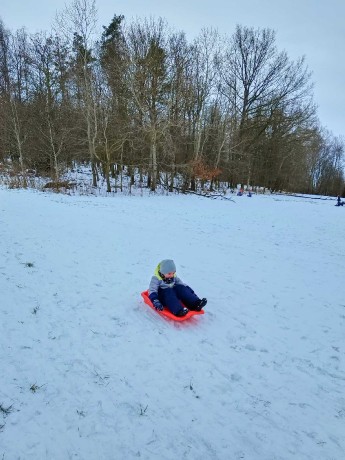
[0,0,344,195]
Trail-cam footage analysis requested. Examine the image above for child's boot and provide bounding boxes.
[175,307,189,317]
[195,298,207,311]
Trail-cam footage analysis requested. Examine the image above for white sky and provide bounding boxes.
[2,0,345,139]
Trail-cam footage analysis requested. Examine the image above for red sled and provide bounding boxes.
[141,290,205,322]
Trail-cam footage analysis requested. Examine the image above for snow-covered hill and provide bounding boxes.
[1,187,344,460]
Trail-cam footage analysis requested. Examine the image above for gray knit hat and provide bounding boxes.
[159,259,176,275]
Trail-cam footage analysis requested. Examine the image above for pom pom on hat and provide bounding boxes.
[159,259,176,274]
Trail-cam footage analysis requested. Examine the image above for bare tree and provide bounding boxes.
[55,0,99,186]
[307,129,344,195]
[218,25,314,187]
[189,28,219,161]
[3,28,32,182]
[0,21,12,163]
[124,17,170,191]
[29,32,74,179]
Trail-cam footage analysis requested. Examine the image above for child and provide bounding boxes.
[148,259,207,317]
[336,195,344,206]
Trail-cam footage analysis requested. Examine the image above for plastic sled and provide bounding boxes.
[141,290,205,322]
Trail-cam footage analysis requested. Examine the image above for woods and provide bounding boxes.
[0,0,344,195]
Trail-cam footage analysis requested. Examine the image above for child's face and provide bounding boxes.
[164,271,175,278]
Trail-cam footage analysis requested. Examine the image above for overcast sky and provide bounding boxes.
[2,0,344,139]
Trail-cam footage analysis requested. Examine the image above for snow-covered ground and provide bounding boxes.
[1,187,344,460]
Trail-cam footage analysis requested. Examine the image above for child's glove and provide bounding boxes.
[153,299,163,311]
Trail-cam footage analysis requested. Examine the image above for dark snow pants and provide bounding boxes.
[158,284,200,315]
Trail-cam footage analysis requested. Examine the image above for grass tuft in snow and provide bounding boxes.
[0,404,13,416]
[23,262,34,268]
[92,371,110,386]
[139,404,148,416]
[30,383,45,393]
[31,305,40,315]
[185,380,201,399]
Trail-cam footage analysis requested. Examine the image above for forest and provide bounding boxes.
[0,0,344,195]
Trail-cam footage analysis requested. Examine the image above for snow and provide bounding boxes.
[1,187,344,460]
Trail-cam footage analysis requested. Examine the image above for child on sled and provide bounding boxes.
[148,259,207,317]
